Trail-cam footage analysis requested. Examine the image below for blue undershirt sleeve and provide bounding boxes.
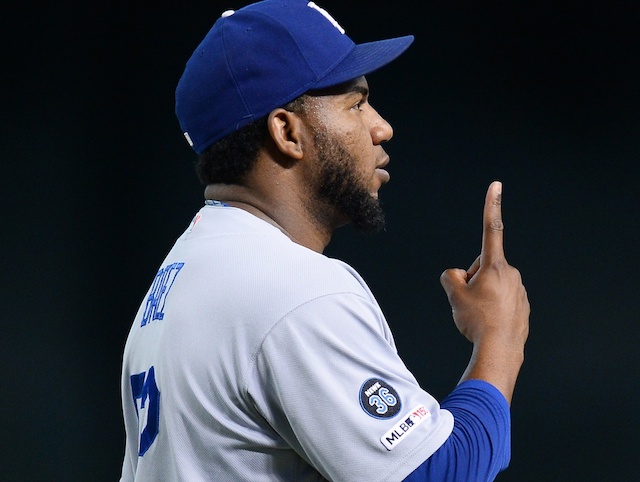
[402,380,511,482]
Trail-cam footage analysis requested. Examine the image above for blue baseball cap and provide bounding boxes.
[175,0,414,154]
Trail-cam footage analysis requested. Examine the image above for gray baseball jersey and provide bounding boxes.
[120,203,454,481]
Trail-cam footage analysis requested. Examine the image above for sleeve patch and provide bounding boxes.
[380,404,431,451]
[359,378,401,419]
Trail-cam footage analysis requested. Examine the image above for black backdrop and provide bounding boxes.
[2,1,638,480]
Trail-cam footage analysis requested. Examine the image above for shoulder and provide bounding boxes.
[167,205,375,319]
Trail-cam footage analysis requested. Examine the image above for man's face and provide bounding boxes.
[303,77,394,233]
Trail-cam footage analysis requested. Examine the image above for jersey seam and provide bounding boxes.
[242,290,374,423]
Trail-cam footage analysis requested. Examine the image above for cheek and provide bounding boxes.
[329,114,369,144]
[338,127,361,147]
[342,126,374,159]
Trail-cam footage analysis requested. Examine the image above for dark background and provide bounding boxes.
[2,1,638,480]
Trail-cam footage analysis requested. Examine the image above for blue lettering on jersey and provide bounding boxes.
[130,367,160,456]
[141,262,184,327]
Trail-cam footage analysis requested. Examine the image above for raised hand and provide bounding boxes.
[439,181,530,403]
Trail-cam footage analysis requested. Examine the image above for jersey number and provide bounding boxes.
[130,366,160,456]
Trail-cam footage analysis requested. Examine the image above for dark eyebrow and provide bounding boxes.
[349,85,369,97]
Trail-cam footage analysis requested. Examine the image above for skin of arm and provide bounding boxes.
[439,181,530,405]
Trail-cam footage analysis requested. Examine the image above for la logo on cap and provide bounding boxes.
[307,1,345,34]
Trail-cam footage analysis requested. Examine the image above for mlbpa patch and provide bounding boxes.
[359,378,401,419]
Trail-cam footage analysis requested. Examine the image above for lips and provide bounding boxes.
[376,155,391,183]
[375,167,390,183]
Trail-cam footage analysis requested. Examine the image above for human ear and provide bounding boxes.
[267,109,305,160]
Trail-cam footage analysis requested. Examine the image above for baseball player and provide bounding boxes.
[120,1,530,481]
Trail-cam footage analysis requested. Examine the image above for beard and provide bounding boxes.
[309,129,386,234]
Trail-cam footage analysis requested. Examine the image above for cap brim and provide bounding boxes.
[312,35,414,90]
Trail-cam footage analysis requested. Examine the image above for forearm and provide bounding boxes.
[459,335,525,405]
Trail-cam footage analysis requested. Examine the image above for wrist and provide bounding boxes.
[459,337,525,405]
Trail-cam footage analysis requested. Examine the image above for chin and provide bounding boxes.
[369,187,382,199]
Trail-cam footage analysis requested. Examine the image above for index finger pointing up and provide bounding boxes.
[481,181,506,264]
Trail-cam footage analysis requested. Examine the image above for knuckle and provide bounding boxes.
[489,217,504,232]
[509,266,524,285]
[439,270,454,290]
[514,268,523,282]
[488,258,508,270]
[440,268,460,281]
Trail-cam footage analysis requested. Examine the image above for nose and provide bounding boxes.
[369,106,393,144]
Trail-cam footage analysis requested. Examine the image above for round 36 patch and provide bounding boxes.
[359,378,401,419]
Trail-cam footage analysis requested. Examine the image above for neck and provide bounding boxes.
[204,183,333,253]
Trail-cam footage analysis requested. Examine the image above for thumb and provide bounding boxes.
[440,268,469,295]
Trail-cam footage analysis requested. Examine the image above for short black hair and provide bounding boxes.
[195,95,308,186]
[195,116,267,185]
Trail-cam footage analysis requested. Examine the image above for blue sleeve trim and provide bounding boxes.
[403,380,511,482]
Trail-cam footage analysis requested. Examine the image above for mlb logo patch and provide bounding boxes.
[380,405,431,451]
